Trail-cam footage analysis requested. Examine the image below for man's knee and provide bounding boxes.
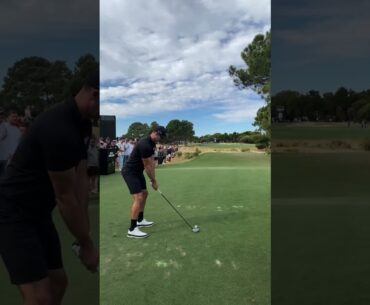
[22,288,54,305]
[50,273,67,300]
[35,291,54,305]
[142,190,148,200]
[134,192,148,203]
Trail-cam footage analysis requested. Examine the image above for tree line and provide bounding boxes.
[272,87,370,123]
[124,120,195,144]
[123,121,268,145]
[0,54,98,117]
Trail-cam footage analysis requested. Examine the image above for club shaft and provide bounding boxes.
[158,191,193,230]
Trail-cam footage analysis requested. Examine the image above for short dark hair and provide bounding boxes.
[153,126,167,137]
[84,70,99,90]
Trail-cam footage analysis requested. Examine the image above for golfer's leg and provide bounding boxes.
[131,193,145,220]
[19,277,54,305]
[140,190,148,212]
[48,269,67,305]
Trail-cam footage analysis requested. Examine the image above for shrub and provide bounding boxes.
[184,152,193,159]
[193,148,201,156]
[251,134,270,144]
[329,140,351,149]
[256,142,268,150]
[176,151,183,157]
[362,139,370,151]
[240,135,254,143]
[241,148,250,152]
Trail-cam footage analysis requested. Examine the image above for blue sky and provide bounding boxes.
[100,0,270,136]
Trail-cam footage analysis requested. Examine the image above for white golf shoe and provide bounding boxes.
[127,227,149,239]
[137,219,154,227]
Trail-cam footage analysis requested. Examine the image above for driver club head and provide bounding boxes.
[192,225,200,233]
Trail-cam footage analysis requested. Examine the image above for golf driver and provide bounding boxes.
[157,189,200,233]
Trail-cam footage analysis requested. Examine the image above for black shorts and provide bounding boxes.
[121,170,147,194]
[87,166,99,176]
[0,217,63,285]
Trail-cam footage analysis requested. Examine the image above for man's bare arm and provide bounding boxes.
[48,168,91,246]
[143,156,159,190]
[76,159,90,231]
[142,156,156,182]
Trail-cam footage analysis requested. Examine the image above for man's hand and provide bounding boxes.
[79,238,99,273]
[151,179,159,191]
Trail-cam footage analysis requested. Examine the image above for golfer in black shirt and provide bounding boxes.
[0,73,99,305]
[122,126,166,238]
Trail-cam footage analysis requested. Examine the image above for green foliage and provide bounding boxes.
[184,152,193,159]
[251,133,270,144]
[272,87,370,123]
[194,148,202,156]
[1,54,98,116]
[229,31,271,135]
[150,121,159,132]
[165,119,194,143]
[70,54,99,96]
[241,148,250,152]
[176,151,183,157]
[126,122,150,139]
[1,57,72,114]
[256,142,268,150]
[361,139,370,151]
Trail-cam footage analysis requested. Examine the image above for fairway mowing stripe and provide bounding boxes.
[160,166,266,170]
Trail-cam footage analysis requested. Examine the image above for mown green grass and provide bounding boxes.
[272,152,370,305]
[188,143,256,149]
[273,123,370,140]
[0,204,99,305]
[100,152,270,305]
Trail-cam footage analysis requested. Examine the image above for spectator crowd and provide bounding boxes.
[98,136,179,170]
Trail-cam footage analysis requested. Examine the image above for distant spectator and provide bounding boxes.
[110,139,120,169]
[157,146,165,165]
[166,146,172,162]
[117,138,125,170]
[24,105,33,122]
[0,110,22,172]
[99,137,106,148]
[123,139,134,166]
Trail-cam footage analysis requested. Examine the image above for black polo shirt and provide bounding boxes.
[123,136,156,174]
[0,99,91,223]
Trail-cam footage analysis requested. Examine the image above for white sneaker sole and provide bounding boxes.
[127,233,149,239]
[137,223,154,227]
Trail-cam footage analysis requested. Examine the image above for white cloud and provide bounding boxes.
[101,0,270,123]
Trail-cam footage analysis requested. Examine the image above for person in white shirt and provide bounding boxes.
[0,110,22,176]
[117,138,125,171]
[122,138,134,167]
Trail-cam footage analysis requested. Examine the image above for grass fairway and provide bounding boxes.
[272,152,370,305]
[0,204,99,305]
[100,152,270,305]
[273,123,370,140]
